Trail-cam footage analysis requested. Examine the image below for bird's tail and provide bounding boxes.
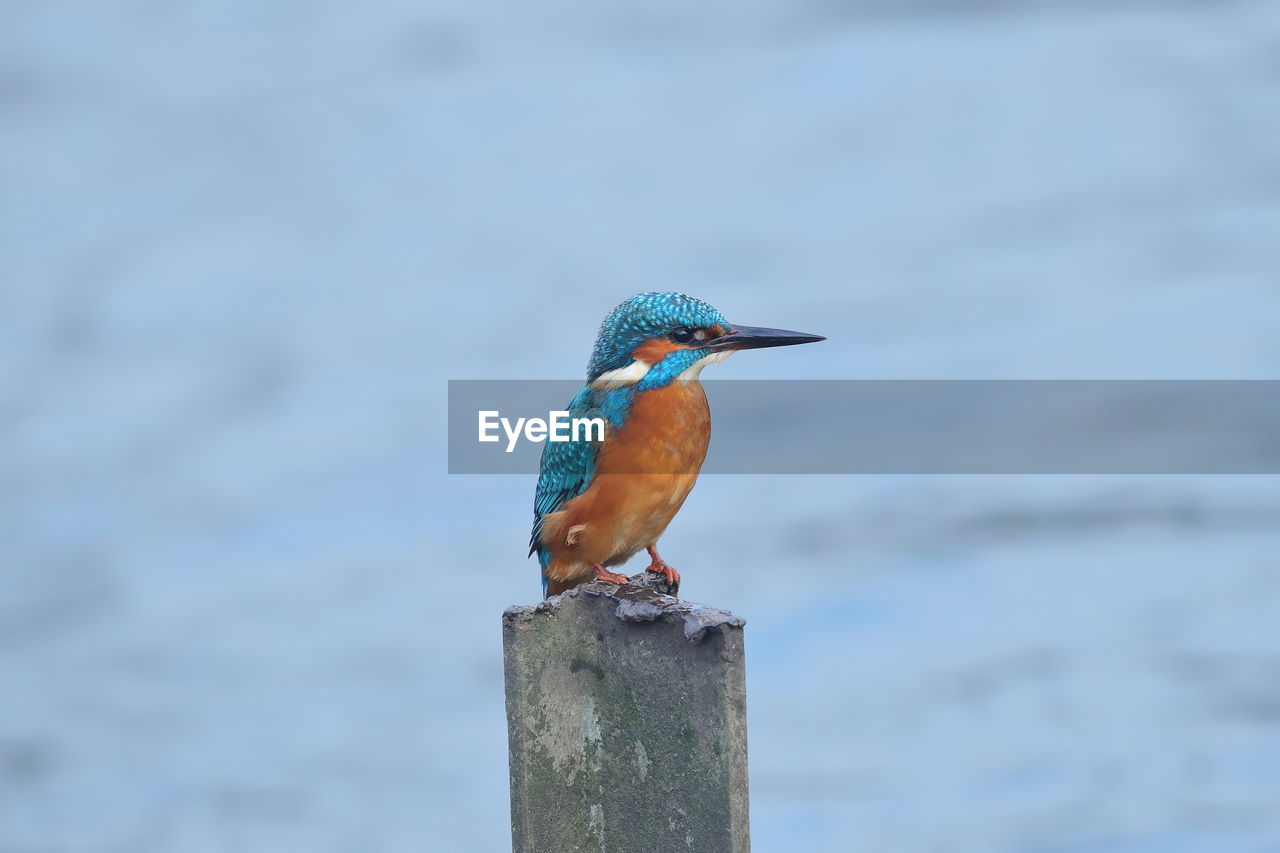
[538,548,587,598]
[537,547,552,598]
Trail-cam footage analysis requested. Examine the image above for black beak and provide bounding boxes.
[706,323,826,352]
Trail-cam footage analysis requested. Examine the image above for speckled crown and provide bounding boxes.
[587,292,728,380]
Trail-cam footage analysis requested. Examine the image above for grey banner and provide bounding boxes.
[448,380,1280,474]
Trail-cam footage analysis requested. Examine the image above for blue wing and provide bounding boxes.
[529,385,632,594]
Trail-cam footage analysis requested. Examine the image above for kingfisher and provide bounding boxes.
[530,292,824,597]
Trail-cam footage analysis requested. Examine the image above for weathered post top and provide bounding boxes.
[502,573,750,853]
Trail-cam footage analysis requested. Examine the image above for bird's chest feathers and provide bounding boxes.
[601,381,710,477]
[539,382,711,572]
[586,383,709,547]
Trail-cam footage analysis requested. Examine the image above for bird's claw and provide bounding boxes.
[592,566,630,586]
[645,561,680,586]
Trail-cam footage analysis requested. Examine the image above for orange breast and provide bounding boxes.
[540,381,710,585]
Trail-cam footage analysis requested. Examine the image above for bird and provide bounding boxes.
[530,292,824,597]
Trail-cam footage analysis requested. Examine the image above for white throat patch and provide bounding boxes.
[676,350,732,381]
[590,359,651,389]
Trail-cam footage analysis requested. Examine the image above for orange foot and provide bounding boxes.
[592,565,630,586]
[644,545,681,586]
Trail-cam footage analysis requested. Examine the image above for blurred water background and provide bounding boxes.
[4,1,1280,850]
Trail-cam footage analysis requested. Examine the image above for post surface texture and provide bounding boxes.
[503,574,749,853]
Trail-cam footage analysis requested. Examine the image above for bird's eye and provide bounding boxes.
[669,328,694,344]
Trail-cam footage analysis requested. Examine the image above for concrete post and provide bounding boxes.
[502,573,750,853]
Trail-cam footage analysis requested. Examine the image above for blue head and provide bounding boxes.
[586,292,824,391]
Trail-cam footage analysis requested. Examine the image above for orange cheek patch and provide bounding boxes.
[632,337,684,364]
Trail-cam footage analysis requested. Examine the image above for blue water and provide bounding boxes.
[4,1,1280,850]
